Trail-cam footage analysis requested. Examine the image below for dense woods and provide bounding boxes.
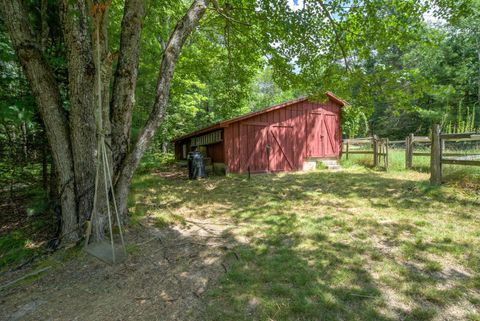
[0,0,477,248]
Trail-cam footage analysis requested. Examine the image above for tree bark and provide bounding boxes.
[2,0,210,243]
[477,37,480,111]
[110,0,145,176]
[90,3,117,241]
[115,0,209,218]
[60,0,97,230]
[40,0,49,51]
[0,0,79,242]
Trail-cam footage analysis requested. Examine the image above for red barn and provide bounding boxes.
[173,92,347,174]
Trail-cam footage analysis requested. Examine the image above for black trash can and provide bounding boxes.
[187,151,205,179]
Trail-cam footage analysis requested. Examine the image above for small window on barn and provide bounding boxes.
[182,144,187,159]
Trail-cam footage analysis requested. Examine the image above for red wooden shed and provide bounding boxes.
[173,92,347,174]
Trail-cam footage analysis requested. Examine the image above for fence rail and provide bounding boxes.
[344,128,480,184]
[440,132,480,140]
[430,125,480,184]
[405,134,431,169]
[343,136,388,169]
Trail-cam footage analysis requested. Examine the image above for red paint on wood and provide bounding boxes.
[207,142,224,162]
[227,100,342,173]
[173,95,345,174]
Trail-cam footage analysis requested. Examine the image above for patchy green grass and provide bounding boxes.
[0,231,37,268]
[130,164,480,320]
[342,149,430,172]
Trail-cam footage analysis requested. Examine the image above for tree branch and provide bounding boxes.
[211,0,252,26]
[316,0,351,71]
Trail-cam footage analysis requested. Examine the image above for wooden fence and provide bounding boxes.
[343,135,389,169]
[343,128,480,184]
[392,134,475,170]
[405,134,429,169]
[430,125,480,184]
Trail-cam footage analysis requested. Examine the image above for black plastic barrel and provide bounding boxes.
[187,151,205,179]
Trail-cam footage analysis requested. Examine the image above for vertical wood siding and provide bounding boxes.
[224,100,341,173]
[207,142,224,162]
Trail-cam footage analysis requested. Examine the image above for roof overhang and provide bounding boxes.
[172,123,224,143]
[325,91,349,107]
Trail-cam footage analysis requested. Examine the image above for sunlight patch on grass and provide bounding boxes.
[129,163,480,320]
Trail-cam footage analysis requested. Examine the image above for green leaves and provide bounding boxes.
[342,105,369,138]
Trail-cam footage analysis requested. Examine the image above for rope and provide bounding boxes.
[102,141,116,262]
[101,137,126,255]
[84,4,126,263]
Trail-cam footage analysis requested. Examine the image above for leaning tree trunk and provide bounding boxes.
[114,0,209,219]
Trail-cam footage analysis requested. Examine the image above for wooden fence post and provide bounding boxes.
[406,133,414,169]
[346,140,349,160]
[430,124,442,185]
[385,138,389,170]
[405,135,409,169]
[373,135,378,167]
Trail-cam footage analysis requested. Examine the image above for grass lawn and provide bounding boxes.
[130,154,480,321]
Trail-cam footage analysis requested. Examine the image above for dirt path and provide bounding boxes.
[0,219,238,321]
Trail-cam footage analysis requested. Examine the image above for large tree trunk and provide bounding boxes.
[477,37,480,111]
[2,0,209,244]
[115,0,209,218]
[91,4,116,241]
[60,0,97,232]
[0,0,79,242]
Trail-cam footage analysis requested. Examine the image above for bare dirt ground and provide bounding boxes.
[0,218,238,321]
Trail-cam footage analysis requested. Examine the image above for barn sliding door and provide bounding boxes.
[269,125,296,172]
[307,112,339,157]
[242,124,269,173]
[323,114,338,156]
[241,123,298,173]
[307,112,325,157]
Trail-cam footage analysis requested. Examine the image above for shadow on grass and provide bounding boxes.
[129,169,480,320]
[211,218,391,320]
